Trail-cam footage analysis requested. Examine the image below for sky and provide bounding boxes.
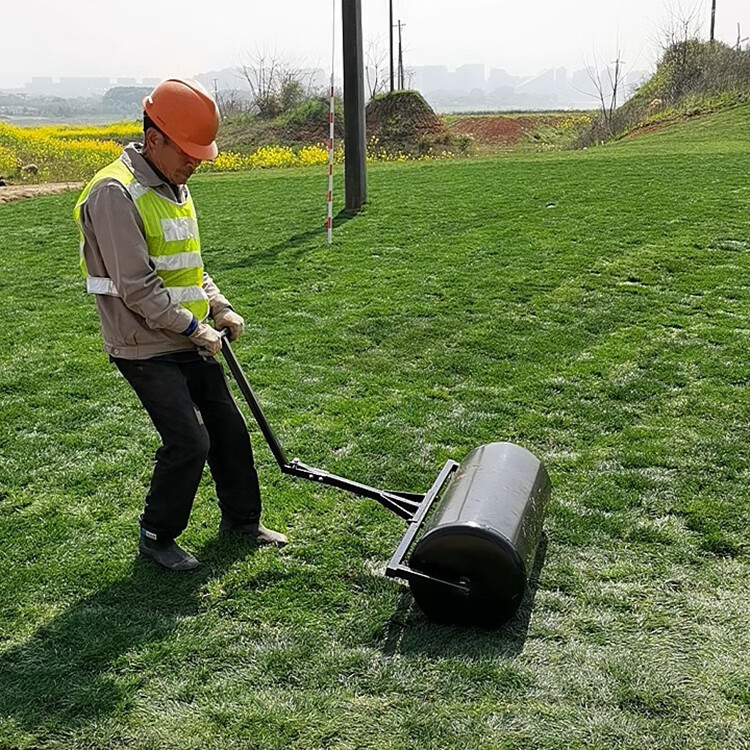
[2,0,748,89]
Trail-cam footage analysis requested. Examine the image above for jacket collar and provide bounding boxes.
[122,143,188,201]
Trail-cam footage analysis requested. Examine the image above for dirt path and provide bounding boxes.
[0,182,83,204]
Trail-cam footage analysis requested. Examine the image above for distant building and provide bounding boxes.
[413,65,451,94]
[487,68,521,90]
[516,68,555,96]
[554,67,569,98]
[454,64,485,91]
[16,60,638,115]
[22,76,162,98]
[570,68,597,105]
[57,77,111,97]
[26,77,54,93]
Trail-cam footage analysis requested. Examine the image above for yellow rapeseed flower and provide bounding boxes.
[0,119,464,182]
[0,121,125,181]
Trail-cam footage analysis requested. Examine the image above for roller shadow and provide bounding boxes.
[220,209,359,270]
[0,536,257,738]
[380,534,549,659]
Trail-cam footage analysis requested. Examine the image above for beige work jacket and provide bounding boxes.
[78,144,232,360]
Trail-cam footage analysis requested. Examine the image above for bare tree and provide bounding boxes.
[577,46,627,137]
[404,66,416,90]
[237,48,317,118]
[657,0,704,50]
[365,37,389,100]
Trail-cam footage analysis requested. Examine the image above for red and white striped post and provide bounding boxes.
[327,74,335,245]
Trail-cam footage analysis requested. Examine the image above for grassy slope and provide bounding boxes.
[1,105,749,749]
[616,102,750,152]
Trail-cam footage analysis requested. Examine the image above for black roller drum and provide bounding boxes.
[409,442,551,628]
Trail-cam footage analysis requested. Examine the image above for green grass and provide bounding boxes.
[1,104,750,749]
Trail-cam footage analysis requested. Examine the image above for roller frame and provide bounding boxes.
[220,336,470,594]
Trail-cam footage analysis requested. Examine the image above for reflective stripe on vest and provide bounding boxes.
[152,251,203,271]
[161,217,198,242]
[74,155,209,322]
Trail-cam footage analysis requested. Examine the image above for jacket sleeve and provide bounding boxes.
[82,182,195,334]
[203,272,233,318]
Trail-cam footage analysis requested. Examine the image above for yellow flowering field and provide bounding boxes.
[0,122,342,182]
[202,143,342,173]
[0,122,124,182]
[0,120,464,184]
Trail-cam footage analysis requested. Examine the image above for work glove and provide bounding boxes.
[189,323,223,357]
[213,308,245,342]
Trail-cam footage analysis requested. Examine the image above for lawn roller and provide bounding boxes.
[220,336,551,628]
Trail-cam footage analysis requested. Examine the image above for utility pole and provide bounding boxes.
[342,0,367,210]
[389,0,395,92]
[737,22,749,49]
[397,20,405,89]
[213,78,221,118]
[710,0,717,43]
[609,57,622,113]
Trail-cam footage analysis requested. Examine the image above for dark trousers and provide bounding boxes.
[115,356,261,541]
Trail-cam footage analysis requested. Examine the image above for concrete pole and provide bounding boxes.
[398,20,404,89]
[389,0,395,93]
[710,0,717,43]
[342,0,367,210]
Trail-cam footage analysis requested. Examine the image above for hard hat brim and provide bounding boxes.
[177,139,219,162]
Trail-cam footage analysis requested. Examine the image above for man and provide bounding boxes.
[75,78,287,571]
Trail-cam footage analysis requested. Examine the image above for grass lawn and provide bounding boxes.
[1,104,749,749]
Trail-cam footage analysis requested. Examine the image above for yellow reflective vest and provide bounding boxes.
[74,156,210,322]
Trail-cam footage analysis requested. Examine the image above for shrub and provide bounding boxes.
[575,41,750,147]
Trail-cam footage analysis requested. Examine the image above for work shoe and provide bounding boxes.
[219,519,288,547]
[138,536,200,571]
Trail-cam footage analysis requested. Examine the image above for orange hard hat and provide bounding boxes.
[143,79,220,161]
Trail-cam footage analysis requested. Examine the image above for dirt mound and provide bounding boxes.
[366,91,453,154]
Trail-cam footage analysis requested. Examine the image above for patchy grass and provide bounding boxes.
[442,111,593,154]
[1,105,749,749]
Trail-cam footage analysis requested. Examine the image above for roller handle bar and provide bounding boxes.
[220,335,427,521]
[220,332,289,468]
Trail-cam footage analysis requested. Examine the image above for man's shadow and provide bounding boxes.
[0,536,254,738]
[2,531,548,738]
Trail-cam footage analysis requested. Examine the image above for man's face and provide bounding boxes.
[144,128,202,185]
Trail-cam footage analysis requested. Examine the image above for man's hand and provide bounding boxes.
[213,308,245,342]
[189,323,223,356]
